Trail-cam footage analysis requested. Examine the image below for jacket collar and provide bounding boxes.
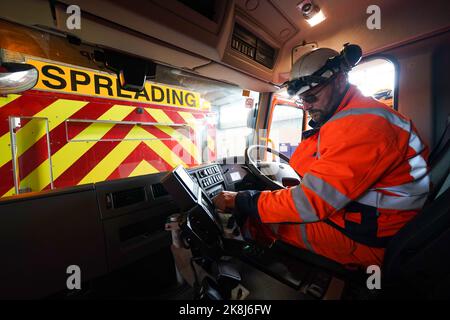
[301,84,360,139]
[306,84,357,126]
[333,84,359,114]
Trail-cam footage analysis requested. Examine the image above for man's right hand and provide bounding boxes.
[212,191,237,212]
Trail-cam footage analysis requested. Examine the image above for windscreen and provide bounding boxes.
[0,48,259,198]
[155,65,259,160]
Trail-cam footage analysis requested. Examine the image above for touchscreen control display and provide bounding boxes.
[174,166,198,198]
[163,165,223,233]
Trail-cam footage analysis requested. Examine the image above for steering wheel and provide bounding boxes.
[245,145,302,190]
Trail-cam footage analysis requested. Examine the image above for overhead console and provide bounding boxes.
[230,23,276,69]
[219,1,298,83]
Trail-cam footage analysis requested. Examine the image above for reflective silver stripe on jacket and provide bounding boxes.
[290,174,350,222]
[328,107,411,130]
[408,153,428,180]
[357,174,429,210]
[302,174,350,210]
[299,224,315,252]
[316,133,321,158]
[291,185,319,222]
[377,174,430,196]
[356,188,428,210]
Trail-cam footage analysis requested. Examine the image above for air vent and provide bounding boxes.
[109,187,147,209]
[231,24,276,69]
[178,0,218,21]
[151,183,169,198]
[119,216,167,242]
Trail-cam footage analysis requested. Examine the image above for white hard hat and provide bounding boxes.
[287,48,339,96]
[287,44,363,96]
[290,48,339,80]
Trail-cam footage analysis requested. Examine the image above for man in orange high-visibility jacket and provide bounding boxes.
[213,45,430,267]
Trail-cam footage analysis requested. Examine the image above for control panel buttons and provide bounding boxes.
[190,165,224,194]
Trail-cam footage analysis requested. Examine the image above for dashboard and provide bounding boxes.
[0,159,254,298]
[161,163,316,294]
[188,164,225,199]
[187,161,252,200]
[161,161,256,247]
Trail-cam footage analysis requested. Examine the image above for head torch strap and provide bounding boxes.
[287,75,329,96]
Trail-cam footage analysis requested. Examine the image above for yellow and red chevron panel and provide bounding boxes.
[0,59,216,198]
[206,116,217,161]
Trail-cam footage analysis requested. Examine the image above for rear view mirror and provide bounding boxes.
[0,63,38,94]
[94,50,156,92]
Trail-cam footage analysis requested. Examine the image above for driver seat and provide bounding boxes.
[273,119,450,299]
[382,117,450,299]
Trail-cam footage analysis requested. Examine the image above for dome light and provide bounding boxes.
[297,0,326,27]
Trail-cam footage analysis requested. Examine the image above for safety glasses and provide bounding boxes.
[296,81,327,105]
[286,75,328,96]
[295,73,337,106]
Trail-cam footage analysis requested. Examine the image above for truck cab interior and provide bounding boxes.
[0,0,449,300]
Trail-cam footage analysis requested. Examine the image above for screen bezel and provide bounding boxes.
[173,165,198,200]
[173,166,222,232]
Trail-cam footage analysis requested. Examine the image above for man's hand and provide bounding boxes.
[212,191,237,212]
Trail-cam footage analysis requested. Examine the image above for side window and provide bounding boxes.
[348,58,396,108]
[268,104,304,158]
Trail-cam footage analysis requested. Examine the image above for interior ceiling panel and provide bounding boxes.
[235,0,299,45]
[275,0,386,41]
[62,0,229,61]
[52,5,211,70]
[195,62,277,93]
[272,0,450,83]
[281,0,450,47]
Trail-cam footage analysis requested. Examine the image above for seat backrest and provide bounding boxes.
[428,117,450,200]
[383,182,450,298]
[436,173,450,198]
[379,118,450,298]
[429,141,450,199]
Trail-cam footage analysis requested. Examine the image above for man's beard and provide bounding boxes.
[307,81,345,125]
[308,110,326,123]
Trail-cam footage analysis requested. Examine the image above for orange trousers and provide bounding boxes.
[243,217,385,268]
